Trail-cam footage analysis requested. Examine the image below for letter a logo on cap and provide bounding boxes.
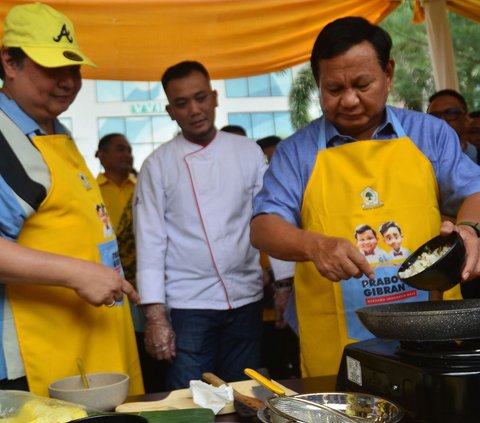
[3,2,95,67]
[53,24,74,43]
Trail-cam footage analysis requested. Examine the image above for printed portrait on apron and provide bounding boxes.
[96,203,115,238]
[341,214,429,340]
[8,133,141,395]
[295,114,461,377]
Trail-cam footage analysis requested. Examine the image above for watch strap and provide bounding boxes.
[274,278,293,289]
[457,221,480,237]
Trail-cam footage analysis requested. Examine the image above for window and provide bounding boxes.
[225,78,248,97]
[273,112,293,137]
[248,75,270,97]
[228,112,293,140]
[96,81,123,102]
[96,81,166,102]
[123,82,150,101]
[152,116,179,141]
[93,71,294,169]
[225,70,292,98]
[125,117,152,143]
[271,72,292,96]
[59,117,73,132]
[252,113,275,135]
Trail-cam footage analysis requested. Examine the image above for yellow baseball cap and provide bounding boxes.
[2,2,95,68]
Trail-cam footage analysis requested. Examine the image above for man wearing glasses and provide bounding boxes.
[427,89,477,163]
[428,89,480,299]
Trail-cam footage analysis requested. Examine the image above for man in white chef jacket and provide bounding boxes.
[134,61,267,390]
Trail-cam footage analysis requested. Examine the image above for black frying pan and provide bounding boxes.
[356,299,480,341]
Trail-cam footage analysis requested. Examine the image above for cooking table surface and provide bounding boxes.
[128,375,337,422]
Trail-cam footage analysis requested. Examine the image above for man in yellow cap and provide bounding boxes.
[0,3,144,395]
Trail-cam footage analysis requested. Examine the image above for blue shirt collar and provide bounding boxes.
[0,91,68,137]
[324,106,398,147]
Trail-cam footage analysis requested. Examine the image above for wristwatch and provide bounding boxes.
[457,221,480,237]
[274,278,293,289]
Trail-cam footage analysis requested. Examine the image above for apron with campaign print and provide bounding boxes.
[7,133,143,395]
[296,116,461,377]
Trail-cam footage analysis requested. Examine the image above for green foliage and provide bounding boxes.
[450,12,480,111]
[138,409,215,422]
[380,1,433,111]
[288,65,317,130]
[382,2,480,111]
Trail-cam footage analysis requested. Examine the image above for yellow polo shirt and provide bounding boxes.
[97,173,136,229]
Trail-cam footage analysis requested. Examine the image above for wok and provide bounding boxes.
[356,299,480,341]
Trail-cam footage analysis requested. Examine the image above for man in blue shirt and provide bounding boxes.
[427,89,477,165]
[250,16,480,377]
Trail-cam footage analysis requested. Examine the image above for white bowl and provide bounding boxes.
[48,372,130,411]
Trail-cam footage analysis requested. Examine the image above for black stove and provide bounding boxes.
[336,338,480,422]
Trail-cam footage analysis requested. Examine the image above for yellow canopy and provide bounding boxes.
[0,1,478,81]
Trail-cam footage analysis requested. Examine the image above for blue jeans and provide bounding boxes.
[165,300,263,390]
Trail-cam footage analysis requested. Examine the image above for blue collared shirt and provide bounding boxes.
[0,93,69,241]
[0,92,68,137]
[325,109,397,148]
[253,106,480,225]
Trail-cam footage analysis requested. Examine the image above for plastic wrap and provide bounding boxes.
[0,390,89,423]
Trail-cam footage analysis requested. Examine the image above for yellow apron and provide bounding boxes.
[7,134,144,396]
[297,120,461,378]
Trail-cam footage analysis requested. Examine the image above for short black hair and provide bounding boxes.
[379,221,402,236]
[310,16,392,85]
[354,224,377,239]
[256,135,281,150]
[0,47,26,80]
[221,125,247,136]
[428,89,468,111]
[162,61,210,92]
[96,133,125,156]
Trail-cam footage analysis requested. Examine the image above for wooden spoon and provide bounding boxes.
[76,358,90,389]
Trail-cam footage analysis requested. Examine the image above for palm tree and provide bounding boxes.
[288,65,317,131]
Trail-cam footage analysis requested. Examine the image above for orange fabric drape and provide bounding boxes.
[1,1,478,81]
[413,0,426,23]
[413,0,480,24]
[447,0,480,23]
[0,0,400,81]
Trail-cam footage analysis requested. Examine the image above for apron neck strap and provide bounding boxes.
[318,107,407,148]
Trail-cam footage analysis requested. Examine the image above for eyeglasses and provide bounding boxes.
[429,108,465,122]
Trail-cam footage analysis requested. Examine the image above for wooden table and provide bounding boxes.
[128,375,337,422]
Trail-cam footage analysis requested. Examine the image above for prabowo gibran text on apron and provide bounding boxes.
[7,133,143,396]
[296,115,461,377]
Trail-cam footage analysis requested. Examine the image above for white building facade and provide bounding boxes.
[61,65,317,175]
